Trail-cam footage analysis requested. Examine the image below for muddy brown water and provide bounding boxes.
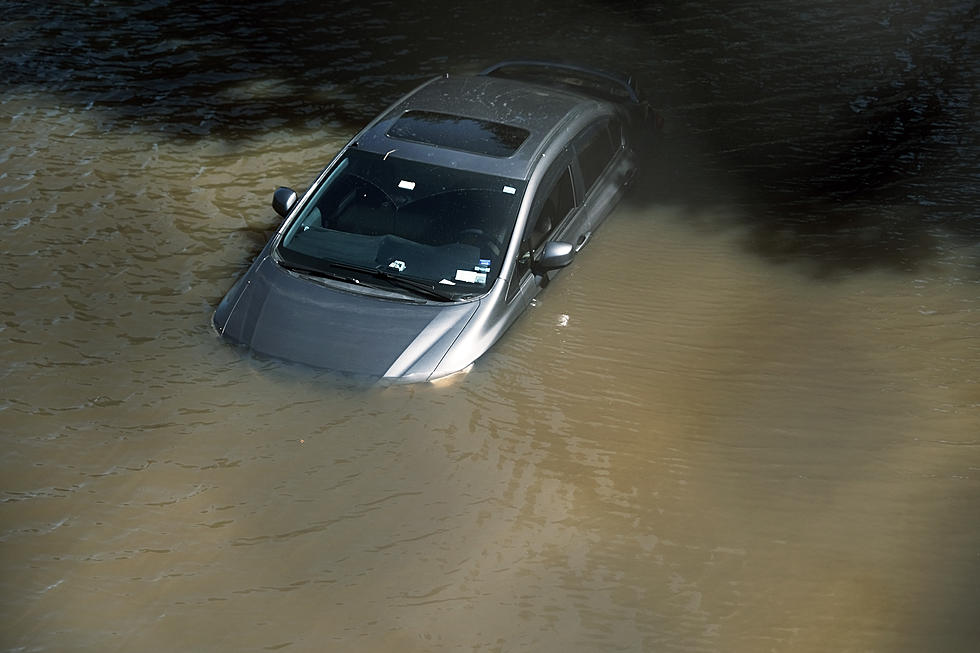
[2,1,978,651]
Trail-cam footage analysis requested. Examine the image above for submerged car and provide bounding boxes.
[213,60,657,382]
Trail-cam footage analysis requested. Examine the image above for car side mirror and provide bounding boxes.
[272,187,297,218]
[533,241,575,273]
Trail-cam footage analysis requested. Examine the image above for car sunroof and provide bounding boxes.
[387,110,529,157]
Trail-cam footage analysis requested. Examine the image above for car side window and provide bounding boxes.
[577,119,621,195]
[507,165,575,301]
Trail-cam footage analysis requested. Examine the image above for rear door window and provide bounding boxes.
[576,119,621,195]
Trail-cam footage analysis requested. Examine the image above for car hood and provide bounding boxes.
[213,256,480,380]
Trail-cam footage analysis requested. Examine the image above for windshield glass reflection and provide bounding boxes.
[278,149,525,298]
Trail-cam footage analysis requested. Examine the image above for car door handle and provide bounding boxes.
[575,231,592,251]
[624,167,637,188]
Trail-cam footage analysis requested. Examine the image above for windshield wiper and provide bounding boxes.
[369,268,459,302]
[321,260,457,302]
[278,259,359,284]
[279,256,458,302]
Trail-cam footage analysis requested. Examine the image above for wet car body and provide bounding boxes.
[213,61,656,382]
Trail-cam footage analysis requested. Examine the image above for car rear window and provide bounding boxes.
[387,110,529,157]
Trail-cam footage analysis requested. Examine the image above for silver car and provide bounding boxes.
[213,61,655,382]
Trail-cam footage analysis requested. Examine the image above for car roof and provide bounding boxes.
[351,73,610,181]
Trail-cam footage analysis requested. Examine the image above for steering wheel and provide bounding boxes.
[458,227,484,244]
[458,227,504,258]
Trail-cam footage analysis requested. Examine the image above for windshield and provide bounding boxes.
[277,148,526,299]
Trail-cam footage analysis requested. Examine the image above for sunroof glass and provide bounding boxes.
[388,110,529,157]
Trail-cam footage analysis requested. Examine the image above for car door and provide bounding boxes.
[505,149,578,307]
[562,117,632,250]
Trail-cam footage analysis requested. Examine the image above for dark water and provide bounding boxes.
[2,1,978,651]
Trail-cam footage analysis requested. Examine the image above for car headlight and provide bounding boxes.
[428,363,474,386]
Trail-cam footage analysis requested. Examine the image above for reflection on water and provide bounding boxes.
[2,0,978,651]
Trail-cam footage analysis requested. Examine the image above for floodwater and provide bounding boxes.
[2,1,978,651]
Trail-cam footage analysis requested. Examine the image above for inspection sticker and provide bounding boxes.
[398,180,416,190]
[455,269,487,284]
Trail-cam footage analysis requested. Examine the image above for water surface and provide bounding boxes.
[2,1,978,651]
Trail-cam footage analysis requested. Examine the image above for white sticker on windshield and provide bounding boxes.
[455,269,487,284]
[398,180,416,190]
[438,279,456,285]
[503,185,516,194]
[388,259,406,272]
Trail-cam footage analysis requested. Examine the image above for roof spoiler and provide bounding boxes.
[479,60,640,103]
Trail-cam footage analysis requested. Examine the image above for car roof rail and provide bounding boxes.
[479,60,640,104]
